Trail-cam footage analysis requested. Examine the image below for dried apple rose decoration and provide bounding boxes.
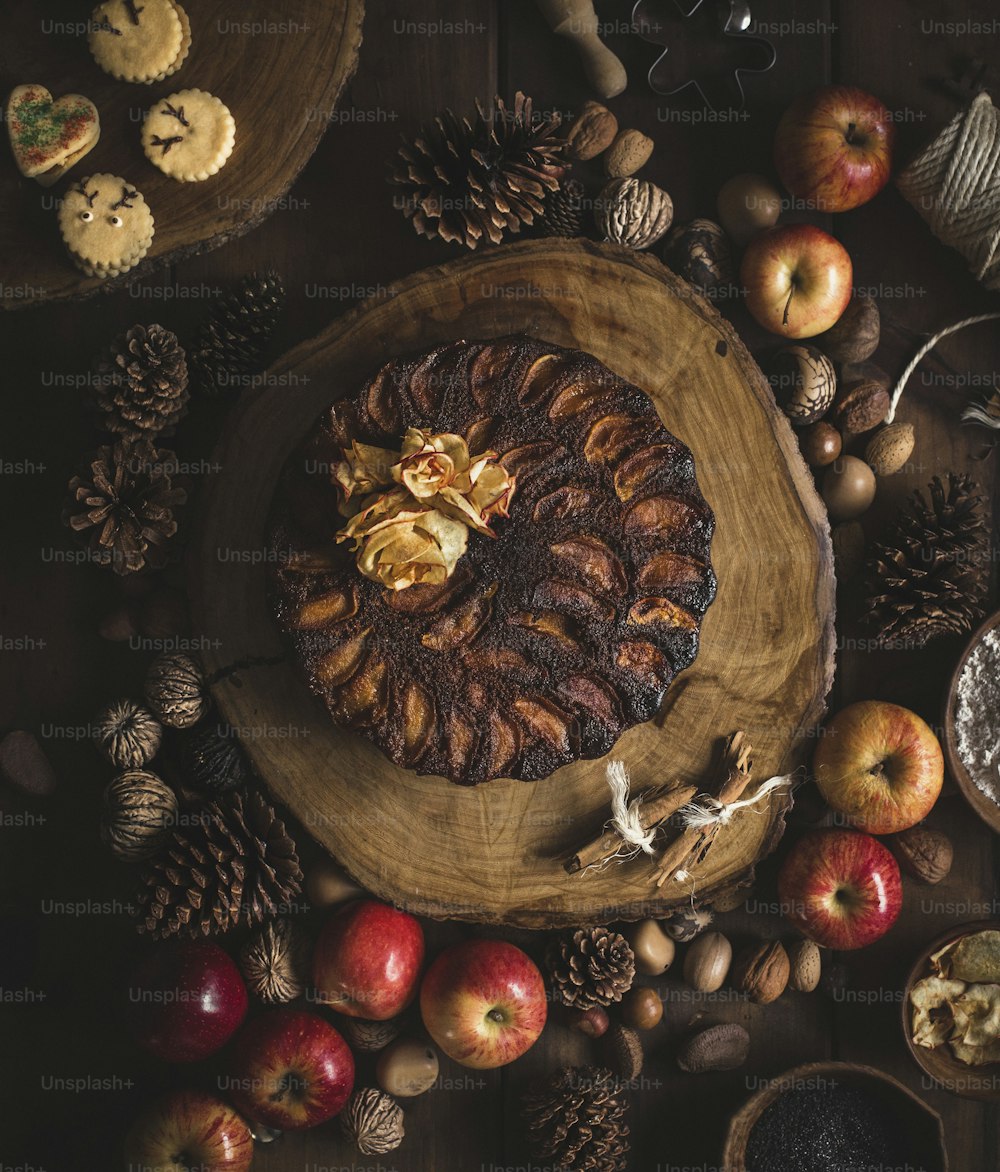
[334,429,516,590]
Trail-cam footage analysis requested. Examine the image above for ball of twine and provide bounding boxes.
[897,91,1000,290]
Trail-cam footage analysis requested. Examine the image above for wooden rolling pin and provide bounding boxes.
[534,0,628,99]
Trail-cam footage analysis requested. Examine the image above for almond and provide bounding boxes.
[787,938,822,992]
[564,100,618,162]
[865,421,915,476]
[604,128,654,177]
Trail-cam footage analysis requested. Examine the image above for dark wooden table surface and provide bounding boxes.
[3,2,1000,1169]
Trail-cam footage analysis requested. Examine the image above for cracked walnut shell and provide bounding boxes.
[94,698,162,768]
[597,178,673,249]
[341,1088,404,1155]
[239,918,308,1002]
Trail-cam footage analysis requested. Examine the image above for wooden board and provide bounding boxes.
[191,238,836,927]
[0,0,364,309]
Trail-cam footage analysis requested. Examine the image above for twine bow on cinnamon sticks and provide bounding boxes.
[564,731,793,888]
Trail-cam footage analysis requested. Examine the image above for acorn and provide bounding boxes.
[814,291,880,364]
[767,345,836,426]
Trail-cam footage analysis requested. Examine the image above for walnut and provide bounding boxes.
[596,178,673,250]
[815,291,880,364]
[677,1023,750,1073]
[342,1016,403,1052]
[732,939,789,1004]
[830,375,890,438]
[564,101,619,162]
[100,770,178,862]
[340,1088,404,1155]
[240,919,308,1002]
[94,699,163,768]
[144,652,209,729]
[889,825,953,884]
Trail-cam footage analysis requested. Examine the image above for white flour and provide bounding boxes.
[955,628,1000,805]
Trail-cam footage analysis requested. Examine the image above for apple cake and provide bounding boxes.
[269,336,716,784]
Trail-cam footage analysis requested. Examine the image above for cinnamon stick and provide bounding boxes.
[650,732,753,888]
[565,783,697,874]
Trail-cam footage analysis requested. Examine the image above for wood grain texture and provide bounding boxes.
[0,0,364,309]
[191,238,836,927]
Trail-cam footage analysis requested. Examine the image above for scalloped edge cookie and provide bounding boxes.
[141,89,235,182]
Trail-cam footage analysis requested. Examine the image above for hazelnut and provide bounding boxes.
[625,919,675,976]
[683,930,732,993]
[888,825,953,884]
[799,421,842,468]
[564,100,619,161]
[620,986,663,1030]
[604,128,654,177]
[568,1006,610,1038]
[732,940,789,1004]
[677,1023,750,1073]
[787,938,822,992]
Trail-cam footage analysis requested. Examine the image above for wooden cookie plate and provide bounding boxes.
[192,239,836,928]
[0,0,364,309]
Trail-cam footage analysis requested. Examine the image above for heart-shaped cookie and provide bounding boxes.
[6,84,101,186]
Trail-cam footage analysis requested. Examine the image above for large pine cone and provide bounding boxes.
[136,790,303,938]
[189,271,285,397]
[93,324,189,440]
[63,439,186,575]
[865,472,988,647]
[546,927,635,1011]
[523,1066,630,1172]
[391,92,567,249]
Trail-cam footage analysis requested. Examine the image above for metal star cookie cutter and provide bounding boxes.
[631,0,776,110]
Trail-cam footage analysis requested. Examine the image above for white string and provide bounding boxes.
[676,773,794,831]
[587,760,657,870]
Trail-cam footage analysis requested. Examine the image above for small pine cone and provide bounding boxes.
[63,440,186,575]
[523,1066,630,1172]
[136,789,303,939]
[93,699,162,768]
[189,272,285,397]
[546,927,635,1011]
[341,1088,405,1155]
[93,324,190,440]
[239,918,308,1002]
[542,177,586,237]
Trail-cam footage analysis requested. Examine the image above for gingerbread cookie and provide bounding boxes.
[88,0,190,84]
[141,89,235,182]
[6,85,100,187]
[58,175,154,278]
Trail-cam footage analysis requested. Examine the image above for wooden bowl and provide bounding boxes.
[721,1061,948,1172]
[942,608,1000,834]
[902,919,1000,1101]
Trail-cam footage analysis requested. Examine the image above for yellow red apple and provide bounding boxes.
[813,700,943,834]
[774,85,895,212]
[420,939,547,1069]
[123,1090,253,1172]
[741,224,852,338]
[778,828,902,950]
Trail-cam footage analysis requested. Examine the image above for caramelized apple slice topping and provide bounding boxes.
[532,486,598,523]
[332,653,388,726]
[469,341,522,409]
[408,345,463,413]
[513,696,576,755]
[549,535,627,596]
[616,640,672,689]
[446,714,481,783]
[495,441,565,485]
[295,585,358,630]
[533,578,615,625]
[548,380,615,423]
[400,682,436,766]
[613,443,687,501]
[627,597,699,630]
[464,416,497,453]
[583,413,654,465]
[365,363,403,434]
[517,352,568,406]
[509,610,580,654]
[385,564,472,615]
[623,494,706,538]
[315,629,370,686]
[484,710,521,777]
[637,550,710,592]
[462,645,542,680]
[421,583,498,651]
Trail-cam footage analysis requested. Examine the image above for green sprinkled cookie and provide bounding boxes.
[58,174,155,278]
[142,89,236,182]
[6,84,100,186]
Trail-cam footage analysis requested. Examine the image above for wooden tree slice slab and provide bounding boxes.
[0,0,363,310]
[192,240,836,927]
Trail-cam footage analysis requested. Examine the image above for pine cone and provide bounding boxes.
[136,790,303,939]
[523,1066,629,1172]
[546,927,635,1011]
[63,440,186,575]
[865,472,988,647]
[542,177,587,237]
[190,271,285,397]
[391,91,567,250]
[93,324,190,440]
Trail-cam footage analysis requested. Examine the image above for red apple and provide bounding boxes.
[774,85,895,212]
[123,1090,253,1172]
[741,224,852,338]
[126,939,248,1063]
[420,939,547,1069]
[228,1007,354,1129]
[813,701,944,834]
[778,828,902,950]
[312,898,424,1020]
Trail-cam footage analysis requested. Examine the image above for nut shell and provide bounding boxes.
[799,421,842,469]
[604,129,654,177]
[889,824,953,884]
[768,345,837,426]
[620,986,663,1030]
[376,1038,439,1098]
[601,1021,643,1080]
[865,422,915,476]
[732,939,789,1004]
[822,456,876,522]
[625,919,675,976]
[597,178,673,250]
[664,219,734,297]
[100,769,178,862]
[831,378,890,438]
[94,698,162,768]
[239,918,308,1003]
[564,100,619,161]
[662,907,713,942]
[683,930,732,993]
[144,652,208,729]
[342,1017,403,1052]
[786,938,822,992]
[815,291,880,364]
[341,1088,404,1155]
[677,1022,750,1073]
